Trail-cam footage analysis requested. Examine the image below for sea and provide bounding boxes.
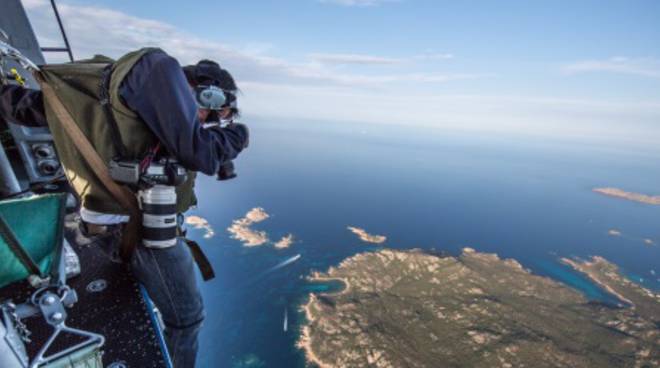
[186,118,660,367]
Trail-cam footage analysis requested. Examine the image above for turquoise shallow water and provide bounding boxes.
[187,118,660,367]
[531,259,625,306]
[302,280,345,294]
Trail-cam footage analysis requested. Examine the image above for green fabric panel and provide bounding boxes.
[176,171,197,213]
[0,194,66,288]
[40,48,196,215]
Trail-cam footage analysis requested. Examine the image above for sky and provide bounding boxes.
[19,0,660,142]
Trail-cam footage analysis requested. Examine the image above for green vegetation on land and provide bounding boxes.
[299,248,659,368]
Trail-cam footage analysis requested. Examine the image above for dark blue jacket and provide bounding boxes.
[0,50,248,175]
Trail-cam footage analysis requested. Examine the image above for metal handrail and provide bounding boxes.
[0,39,40,72]
[41,0,74,62]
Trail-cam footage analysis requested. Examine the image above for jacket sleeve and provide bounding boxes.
[118,51,248,175]
[0,84,48,130]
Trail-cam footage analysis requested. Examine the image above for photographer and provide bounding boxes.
[0,48,249,367]
[182,59,242,181]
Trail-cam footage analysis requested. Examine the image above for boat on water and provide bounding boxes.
[283,307,288,332]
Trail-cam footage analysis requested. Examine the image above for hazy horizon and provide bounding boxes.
[21,0,660,141]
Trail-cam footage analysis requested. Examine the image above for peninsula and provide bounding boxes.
[299,248,659,367]
[593,187,660,205]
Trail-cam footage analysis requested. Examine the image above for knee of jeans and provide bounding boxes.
[167,301,205,330]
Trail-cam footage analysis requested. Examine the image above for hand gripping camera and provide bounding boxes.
[109,159,187,248]
[201,122,239,181]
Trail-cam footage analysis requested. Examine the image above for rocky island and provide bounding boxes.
[299,248,659,367]
[593,187,660,205]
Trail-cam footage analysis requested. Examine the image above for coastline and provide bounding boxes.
[297,248,659,367]
[306,274,350,296]
[297,295,332,368]
[297,275,351,368]
[561,257,635,305]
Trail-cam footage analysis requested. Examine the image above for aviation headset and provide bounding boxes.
[184,60,238,113]
[193,84,226,110]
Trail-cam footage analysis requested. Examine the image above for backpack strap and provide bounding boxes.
[38,75,142,262]
[99,64,128,159]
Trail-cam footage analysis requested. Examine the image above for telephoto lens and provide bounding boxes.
[139,185,178,248]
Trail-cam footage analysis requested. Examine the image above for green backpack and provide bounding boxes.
[0,193,66,288]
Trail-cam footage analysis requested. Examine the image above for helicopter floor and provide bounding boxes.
[0,215,170,368]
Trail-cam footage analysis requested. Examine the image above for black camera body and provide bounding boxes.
[202,121,240,182]
[217,161,236,181]
[109,159,187,187]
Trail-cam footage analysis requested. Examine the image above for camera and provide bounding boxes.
[203,122,239,181]
[108,159,187,187]
[217,161,237,181]
[109,159,187,249]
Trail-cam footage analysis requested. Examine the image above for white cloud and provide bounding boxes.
[20,1,660,142]
[288,71,482,85]
[308,52,455,66]
[22,1,464,88]
[241,82,660,144]
[24,0,304,83]
[563,57,660,79]
[318,0,398,6]
[413,52,454,61]
[309,53,404,65]
[347,226,387,244]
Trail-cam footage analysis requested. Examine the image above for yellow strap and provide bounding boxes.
[10,68,26,87]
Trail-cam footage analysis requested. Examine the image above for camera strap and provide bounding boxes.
[183,238,215,281]
[38,76,142,262]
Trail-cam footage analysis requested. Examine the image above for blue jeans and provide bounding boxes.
[130,237,205,368]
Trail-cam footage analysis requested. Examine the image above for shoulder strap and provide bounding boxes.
[99,64,128,159]
[38,76,141,261]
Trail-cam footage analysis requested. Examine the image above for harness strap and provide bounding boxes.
[38,76,142,262]
[0,214,41,276]
[99,65,128,159]
[183,238,215,281]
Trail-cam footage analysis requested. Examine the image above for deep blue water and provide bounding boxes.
[187,118,660,367]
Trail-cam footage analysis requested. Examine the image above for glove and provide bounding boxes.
[231,122,249,149]
[217,160,237,181]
